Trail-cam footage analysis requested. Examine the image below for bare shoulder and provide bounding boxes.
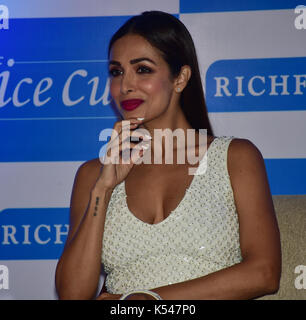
[228,137,263,161]
[226,137,274,218]
[226,137,270,200]
[227,138,265,177]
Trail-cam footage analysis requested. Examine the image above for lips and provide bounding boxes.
[121,99,144,111]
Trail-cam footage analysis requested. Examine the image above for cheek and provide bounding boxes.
[110,80,120,99]
[141,78,171,97]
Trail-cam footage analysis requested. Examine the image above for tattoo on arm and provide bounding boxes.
[93,197,100,216]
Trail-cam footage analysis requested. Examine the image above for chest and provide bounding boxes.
[125,163,196,225]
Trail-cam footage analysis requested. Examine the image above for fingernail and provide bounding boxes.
[144,134,152,140]
[137,117,145,120]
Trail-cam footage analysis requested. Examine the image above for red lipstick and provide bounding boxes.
[121,99,144,111]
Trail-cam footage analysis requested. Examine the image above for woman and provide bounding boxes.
[55,11,281,300]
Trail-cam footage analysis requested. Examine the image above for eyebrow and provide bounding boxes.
[108,57,156,67]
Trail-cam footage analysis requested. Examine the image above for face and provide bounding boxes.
[108,34,177,123]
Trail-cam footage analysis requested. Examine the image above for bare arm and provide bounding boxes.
[55,159,113,300]
[55,118,146,300]
[123,138,281,300]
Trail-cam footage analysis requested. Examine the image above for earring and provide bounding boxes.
[176,87,181,92]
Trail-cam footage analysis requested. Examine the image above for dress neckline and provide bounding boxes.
[122,136,218,227]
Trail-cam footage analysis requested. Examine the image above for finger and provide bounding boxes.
[103,140,141,165]
[106,120,136,148]
[103,118,147,164]
[96,293,108,300]
[129,141,151,164]
[120,142,140,164]
[129,128,152,142]
[106,129,150,157]
[115,140,150,165]
[106,119,144,151]
[116,118,144,134]
[130,146,149,165]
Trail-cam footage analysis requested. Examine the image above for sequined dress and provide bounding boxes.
[101,136,242,294]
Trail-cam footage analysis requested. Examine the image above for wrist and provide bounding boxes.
[92,185,113,195]
[91,186,113,202]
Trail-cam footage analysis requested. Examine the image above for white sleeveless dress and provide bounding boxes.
[101,136,242,294]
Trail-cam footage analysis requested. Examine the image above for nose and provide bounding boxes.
[120,69,135,95]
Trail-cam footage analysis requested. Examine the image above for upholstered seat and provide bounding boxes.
[258,195,306,300]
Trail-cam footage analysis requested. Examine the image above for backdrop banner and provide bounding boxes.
[0,0,305,299]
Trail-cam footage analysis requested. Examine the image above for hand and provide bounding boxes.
[124,293,157,300]
[95,118,150,192]
[96,292,122,300]
[95,292,157,300]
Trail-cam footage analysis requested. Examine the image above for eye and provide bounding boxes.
[137,66,153,74]
[108,68,123,77]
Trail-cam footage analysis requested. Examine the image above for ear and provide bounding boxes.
[174,65,192,93]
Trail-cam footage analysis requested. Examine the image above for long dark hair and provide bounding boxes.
[108,11,213,136]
